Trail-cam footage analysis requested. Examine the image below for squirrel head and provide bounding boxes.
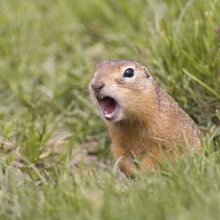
[89,60,156,122]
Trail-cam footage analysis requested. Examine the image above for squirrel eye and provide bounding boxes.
[123,68,134,78]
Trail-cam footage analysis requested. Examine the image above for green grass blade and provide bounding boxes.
[183,68,220,100]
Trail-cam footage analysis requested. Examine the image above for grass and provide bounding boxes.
[0,0,220,219]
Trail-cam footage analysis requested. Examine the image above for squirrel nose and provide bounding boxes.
[91,81,105,92]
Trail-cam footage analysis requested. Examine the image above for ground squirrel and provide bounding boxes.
[89,60,201,178]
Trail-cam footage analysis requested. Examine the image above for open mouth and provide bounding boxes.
[96,95,119,120]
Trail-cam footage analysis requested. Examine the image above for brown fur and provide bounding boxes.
[89,60,201,178]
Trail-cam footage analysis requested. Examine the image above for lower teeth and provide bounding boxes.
[104,111,110,116]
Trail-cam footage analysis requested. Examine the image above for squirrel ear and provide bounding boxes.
[142,66,151,79]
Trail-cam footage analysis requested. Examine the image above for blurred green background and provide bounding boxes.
[0,0,219,165]
[0,0,220,219]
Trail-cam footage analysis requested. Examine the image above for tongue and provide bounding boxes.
[99,97,116,115]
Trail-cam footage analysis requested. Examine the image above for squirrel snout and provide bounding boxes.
[91,81,105,92]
